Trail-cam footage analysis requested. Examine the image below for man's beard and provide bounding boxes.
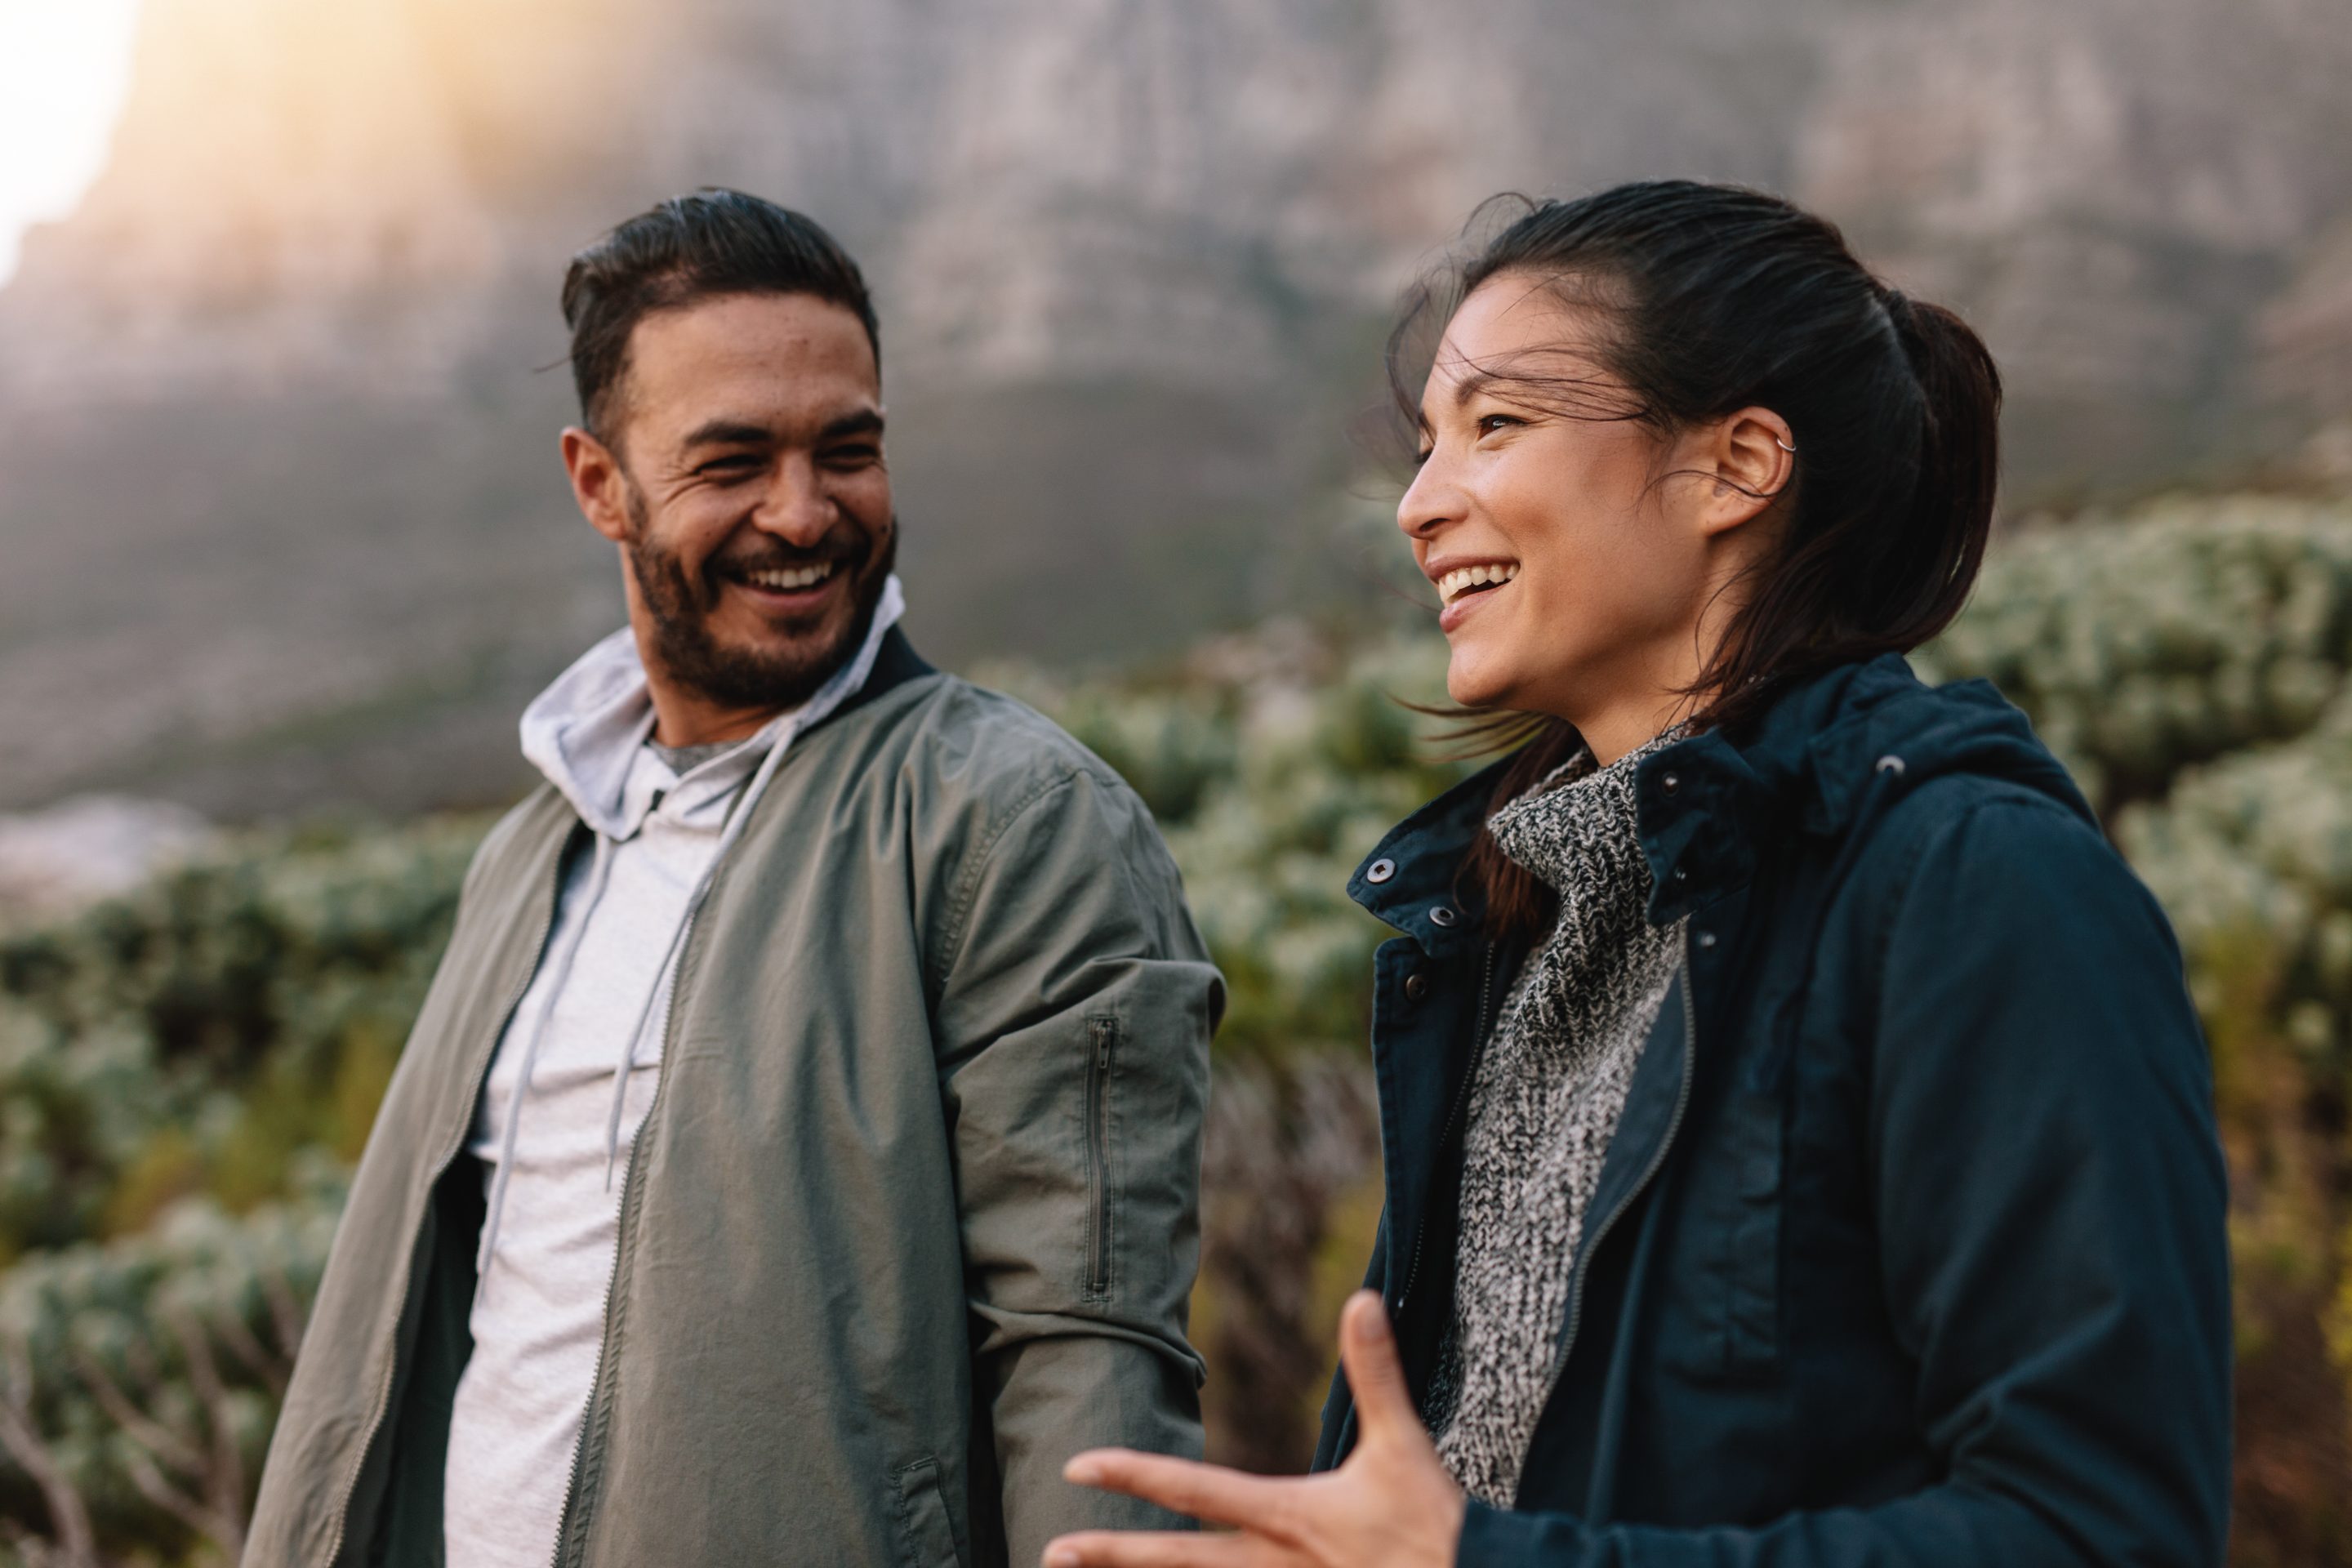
[624,490,898,714]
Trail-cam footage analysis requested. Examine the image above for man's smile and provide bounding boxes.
[715,554,854,614]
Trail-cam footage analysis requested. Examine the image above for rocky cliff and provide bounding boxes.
[0,0,2342,811]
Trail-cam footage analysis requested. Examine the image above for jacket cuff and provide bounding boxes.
[1455,1497,1584,1566]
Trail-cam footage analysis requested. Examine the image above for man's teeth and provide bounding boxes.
[744,563,836,591]
[1438,562,1521,604]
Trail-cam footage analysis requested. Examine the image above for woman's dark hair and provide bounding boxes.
[1397,181,2002,939]
[561,188,880,444]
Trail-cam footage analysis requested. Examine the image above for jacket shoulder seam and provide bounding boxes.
[927,677,1136,790]
[1868,789,2096,1008]
[933,766,1084,991]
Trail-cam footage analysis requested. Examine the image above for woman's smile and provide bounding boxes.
[1429,555,1523,631]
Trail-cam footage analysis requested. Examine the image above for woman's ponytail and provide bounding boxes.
[1882,291,2001,630]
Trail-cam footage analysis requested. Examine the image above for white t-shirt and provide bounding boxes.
[442,742,742,1567]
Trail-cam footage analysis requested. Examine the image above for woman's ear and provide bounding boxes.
[1699,408,1796,537]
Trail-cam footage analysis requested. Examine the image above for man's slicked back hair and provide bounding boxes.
[561,189,880,443]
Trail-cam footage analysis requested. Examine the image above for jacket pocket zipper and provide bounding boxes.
[1085,1018,1116,1298]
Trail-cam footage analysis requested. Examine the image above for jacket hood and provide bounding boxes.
[1633,653,2094,924]
[519,576,906,840]
[1350,653,2092,937]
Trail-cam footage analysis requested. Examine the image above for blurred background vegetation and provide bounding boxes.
[0,492,2346,1565]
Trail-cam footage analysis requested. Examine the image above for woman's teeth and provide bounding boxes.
[745,562,836,591]
[1438,562,1520,604]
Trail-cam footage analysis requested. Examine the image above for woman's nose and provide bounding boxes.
[1396,454,1461,541]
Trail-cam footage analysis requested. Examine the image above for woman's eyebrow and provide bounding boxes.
[1452,368,1502,408]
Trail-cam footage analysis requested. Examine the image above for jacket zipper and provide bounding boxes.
[1085,1018,1116,1297]
[1395,942,1495,1317]
[1530,923,1699,1438]
[318,844,568,1568]
[547,912,698,1568]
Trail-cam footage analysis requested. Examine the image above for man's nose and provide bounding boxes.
[752,455,835,546]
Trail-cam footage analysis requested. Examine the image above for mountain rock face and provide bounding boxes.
[1791,0,2352,488]
[0,0,2343,811]
[2,0,1829,402]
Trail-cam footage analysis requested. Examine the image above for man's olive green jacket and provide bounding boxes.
[244,631,1222,1568]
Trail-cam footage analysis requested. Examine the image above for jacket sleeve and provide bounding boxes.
[931,763,1223,1568]
[1455,796,2233,1568]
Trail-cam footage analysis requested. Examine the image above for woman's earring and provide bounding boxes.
[1775,437,1797,453]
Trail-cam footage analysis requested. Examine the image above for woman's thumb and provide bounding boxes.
[1338,1290,1419,1437]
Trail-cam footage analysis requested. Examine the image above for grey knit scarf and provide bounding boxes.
[1423,731,1688,1507]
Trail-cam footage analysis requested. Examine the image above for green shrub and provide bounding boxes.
[0,1165,343,1561]
[0,818,480,1266]
[1917,497,2352,810]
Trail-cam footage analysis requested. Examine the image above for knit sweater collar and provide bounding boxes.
[1487,728,1684,895]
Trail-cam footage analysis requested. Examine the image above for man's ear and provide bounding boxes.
[1700,408,1797,538]
[561,425,634,544]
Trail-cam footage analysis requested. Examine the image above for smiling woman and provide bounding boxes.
[0,0,142,285]
[1049,180,2232,1568]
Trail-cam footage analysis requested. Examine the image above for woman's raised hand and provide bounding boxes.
[1042,1291,1466,1568]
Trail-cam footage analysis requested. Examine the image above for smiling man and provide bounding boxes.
[244,191,1222,1568]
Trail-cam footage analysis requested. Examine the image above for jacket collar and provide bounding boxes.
[1346,756,1517,957]
[813,621,934,731]
[1353,654,2095,934]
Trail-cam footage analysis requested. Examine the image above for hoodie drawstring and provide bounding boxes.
[474,577,906,1299]
[595,725,799,1189]
[473,733,796,1302]
[475,831,617,1300]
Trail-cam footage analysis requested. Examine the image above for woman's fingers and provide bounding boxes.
[1064,1450,1299,1534]
[1050,1298,1432,1568]
[1335,1290,1420,1441]
[1041,1528,1272,1568]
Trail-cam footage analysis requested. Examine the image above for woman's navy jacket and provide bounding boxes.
[1312,654,2232,1566]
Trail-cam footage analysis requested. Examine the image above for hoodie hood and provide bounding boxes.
[519,575,906,839]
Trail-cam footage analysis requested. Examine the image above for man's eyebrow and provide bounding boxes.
[681,418,776,449]
[818,408,885,443]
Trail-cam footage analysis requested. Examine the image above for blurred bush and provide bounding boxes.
[1914,497,2352,811]
[2,496,2350,1561]
[0,1169,342,1567]
[2109,710,2352,1559]
[0,818,482,1272]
